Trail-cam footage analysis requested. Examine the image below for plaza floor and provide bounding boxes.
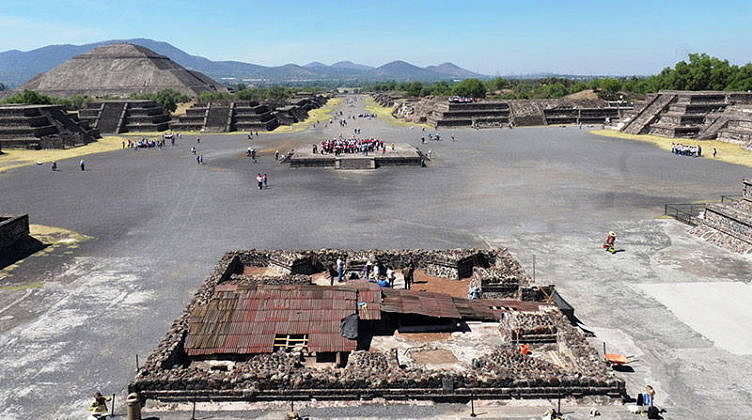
[1,95,750,419]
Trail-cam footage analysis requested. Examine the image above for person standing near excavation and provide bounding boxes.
[336,257,344,283]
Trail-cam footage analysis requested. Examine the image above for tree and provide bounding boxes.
[405,82,424,97]
[452,78,486,98]
[131,89,190,113]
[491,77,509,91]
[1,89,54,105]
[596,78,622,100]
[0,82,6,92]
[543,82,568,98]
[726,64,752,92]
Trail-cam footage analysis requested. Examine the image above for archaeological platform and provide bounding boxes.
[129,248,624,405]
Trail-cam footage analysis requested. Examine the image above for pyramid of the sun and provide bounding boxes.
[20,43,227,98]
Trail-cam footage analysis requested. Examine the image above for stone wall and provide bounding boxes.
[0,214,30,248]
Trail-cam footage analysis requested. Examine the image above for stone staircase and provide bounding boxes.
[204,103,231,132]
[622,93,676,134]
[95,101,127,134]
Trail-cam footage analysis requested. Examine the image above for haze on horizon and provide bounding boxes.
[2,0,751,76]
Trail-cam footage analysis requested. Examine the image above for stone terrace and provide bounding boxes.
[621,90,752,139]
[78,100,171,134]
[0,104,99,149]
[171,101,279,132]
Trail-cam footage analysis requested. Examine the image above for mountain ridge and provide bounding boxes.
[0,38,488,86]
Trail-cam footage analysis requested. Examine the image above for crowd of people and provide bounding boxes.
[671,142,702,157]
[448,96,475,103]
[316,137,389,155]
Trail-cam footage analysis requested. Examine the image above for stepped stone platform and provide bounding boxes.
[171,101,279,132]
[620,90,752,139]
[288,144,424,169]
[390,96,631,128]
[78,100,170,134]
[0,104,99,149]
[430,101,511,128]
[690,179,752,253]
[274,96,327,125]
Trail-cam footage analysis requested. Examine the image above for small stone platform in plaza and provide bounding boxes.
[288,143,425,169]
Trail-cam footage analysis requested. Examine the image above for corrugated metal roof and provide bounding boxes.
[185,285,357,356]
[379,289,499,321]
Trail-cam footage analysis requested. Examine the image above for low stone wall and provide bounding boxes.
[0,214,30,248]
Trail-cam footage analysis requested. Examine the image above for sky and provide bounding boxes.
[1,0,751,76]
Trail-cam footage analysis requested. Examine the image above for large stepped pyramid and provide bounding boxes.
[18,43,227,98]
[78,100,171,134]
[0,104,100,149]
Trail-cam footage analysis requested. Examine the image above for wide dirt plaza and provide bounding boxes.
[1,95,751,419]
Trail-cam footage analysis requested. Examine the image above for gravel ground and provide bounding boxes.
[1,95,751,419]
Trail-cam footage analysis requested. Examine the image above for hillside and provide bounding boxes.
[0,39,488,86]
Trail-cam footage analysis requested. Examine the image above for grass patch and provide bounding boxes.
[590,129,752,168]
[173,101,195,117]
[0,281,44,291]
[363,97,433,129]
[0,136,125,173]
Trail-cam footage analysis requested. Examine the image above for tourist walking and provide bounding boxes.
[275,150,280,161]
[263,173,268,189]
[79,159,85,171]
[51,161,57,171]
[713,147,717,158]
[256,173,263,190]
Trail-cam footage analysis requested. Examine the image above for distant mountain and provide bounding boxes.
[371,60,442,80]
[425,62,483,78]
[0,38,490,86]
[331,61,373,71]
[303,61,328,69]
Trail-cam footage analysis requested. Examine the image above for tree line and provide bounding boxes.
[367,53,752,100]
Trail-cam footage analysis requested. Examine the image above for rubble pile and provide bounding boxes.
[227,273,312,286]
[499,311,558,343]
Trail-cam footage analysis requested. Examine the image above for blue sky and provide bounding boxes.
[2,0,751,75]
